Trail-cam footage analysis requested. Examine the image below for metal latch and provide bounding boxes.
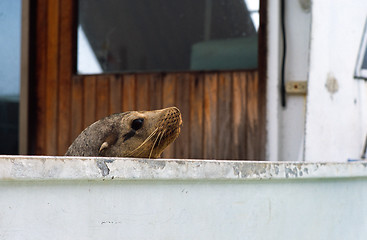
[285,81,307,94]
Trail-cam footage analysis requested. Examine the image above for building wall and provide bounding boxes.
[279,0,311,162]
[267,0,367,162]
[305,0,367,162]
[1,156,367,240]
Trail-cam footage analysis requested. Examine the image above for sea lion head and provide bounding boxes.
[100,107,182,158]
[98,107,182,158]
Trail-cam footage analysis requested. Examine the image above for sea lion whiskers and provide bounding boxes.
[147,128,166,159]
[127,125,167,158]
[156,129,166,153]
[126,127,160,157]
[138,118,168,158]
[149,131,163,159]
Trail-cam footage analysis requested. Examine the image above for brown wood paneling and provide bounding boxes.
[136,74,150,111]
[109,75,122,114]
[45,0,60,155]
[246,72,260,160]
[57,0,73,154]
[217,72,232,160]
[161,73,177,158]
[32,0,48,155]
[30,0,266,159]
[122,74,136,112]
[232,72,248,160]
[95,76,110,120]
[83,75,96,129]
[149,73,163,111]
[162,74,176,108]
[174,73,191,159]
[71,76,83,141]
[203,73,218,159]
[189,74,204,159]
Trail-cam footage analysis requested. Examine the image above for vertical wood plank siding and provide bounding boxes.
[57,0,73,154]
[29,0,266,160]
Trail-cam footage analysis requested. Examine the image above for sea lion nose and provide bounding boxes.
[168,107,181,121]
[172,107,183,126]
[165,106,181,116]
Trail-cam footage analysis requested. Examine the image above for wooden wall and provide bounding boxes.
[28,0,266,160]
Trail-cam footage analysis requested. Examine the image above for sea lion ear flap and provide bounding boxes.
[99,133,118,153]
[99,142,109,152]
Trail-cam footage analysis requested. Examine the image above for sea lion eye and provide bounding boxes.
[131,118,144,131]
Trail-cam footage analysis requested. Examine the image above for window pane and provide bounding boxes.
[77,0,259,74]
[0,0,21,154]
[355,18,367,79]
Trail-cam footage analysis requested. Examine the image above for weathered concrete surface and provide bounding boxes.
[0,155,367,181]
[1,156,367,240]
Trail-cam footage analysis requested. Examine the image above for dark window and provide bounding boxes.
[0,0,21,154]
[77,0,259,74]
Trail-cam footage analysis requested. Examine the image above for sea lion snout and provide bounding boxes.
[158,107,182,129]
[65,107,182,158]
[153,107,182,146]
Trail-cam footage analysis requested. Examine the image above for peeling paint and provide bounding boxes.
[96,159,110,176]
[233,163,268,179]
[325,72,339,98]
[274,165,280,175]
[285,166,299,178]
[175,161,186,165]
[1,156,367,181]
[145,160,166,170]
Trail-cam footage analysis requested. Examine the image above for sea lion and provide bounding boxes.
[65,107,182,158]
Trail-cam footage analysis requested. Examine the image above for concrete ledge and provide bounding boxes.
[1,155,367,239]
[0,155,367,181]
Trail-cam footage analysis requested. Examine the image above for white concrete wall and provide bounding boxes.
[267,0,367,162]
[266,0,281,161]
[279,0,311,162]
[1,156,367,240]
[305,0,367,162]
[267,0,312,162]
